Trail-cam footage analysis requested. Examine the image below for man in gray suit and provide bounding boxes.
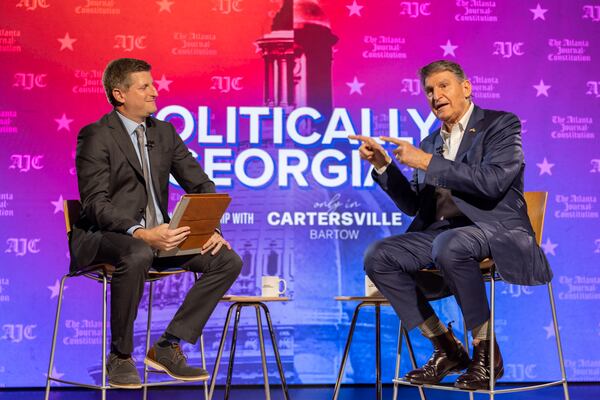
[72,58,242,388]
[350,60,552,390]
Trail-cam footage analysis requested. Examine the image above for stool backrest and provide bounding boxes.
[524,192,548,246]
[63,199,82,235]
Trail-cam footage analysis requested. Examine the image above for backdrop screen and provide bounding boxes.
[1,0,599,387]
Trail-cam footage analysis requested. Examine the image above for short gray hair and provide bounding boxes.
[102,58,151,107]
[419,60,467,87]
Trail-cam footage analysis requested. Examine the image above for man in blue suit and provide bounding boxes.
[350,60,552,390]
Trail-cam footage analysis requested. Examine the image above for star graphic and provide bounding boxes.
[440,40,458,57]
[155,74,173,91]
[536,157,554,176]
[543,321,559,339]
[346,76,365,95]
[54,113,74,132]
[48,279,67,299]
[346,0,363,16]
[156,0,174,12]
[530,3,548,20]
[533,79,551,97]
[44,366,65,380]
[541,238,557,256]
[51,195,64,214]
[57,32,76,51]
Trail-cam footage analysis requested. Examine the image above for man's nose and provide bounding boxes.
[150,84,158,97]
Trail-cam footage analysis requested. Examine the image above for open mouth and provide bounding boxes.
[435,103,449,111]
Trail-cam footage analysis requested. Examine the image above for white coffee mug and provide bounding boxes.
[365,275,382,297]
[262,276,287,297]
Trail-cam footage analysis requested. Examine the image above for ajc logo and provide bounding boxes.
[13,73,47,90]
[493,42,524,58]
[16,0,48,11]
[399,2,431,18]
[586,81,600,98]
[5,238,40,256]
[583,5,600,22]
[505,363,537,380]
[9,154,43,172]
[212,0,243,14]
[210,76,243,93]
[114,35,147,52]
[501,284,533,298]
[2,324,36,343]
[401,78,421,96]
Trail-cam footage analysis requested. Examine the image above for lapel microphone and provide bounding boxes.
[146,140,155,149]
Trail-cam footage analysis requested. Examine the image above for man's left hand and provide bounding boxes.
[201,232,232,255]
[379,137,433,171]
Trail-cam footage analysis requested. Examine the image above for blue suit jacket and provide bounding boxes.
[374,105,552,286]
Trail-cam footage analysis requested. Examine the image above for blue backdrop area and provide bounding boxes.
[1,0,599,387]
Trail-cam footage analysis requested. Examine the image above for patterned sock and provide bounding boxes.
[471,319,491,341]
[158,332,180,347]
[418,315,448,338]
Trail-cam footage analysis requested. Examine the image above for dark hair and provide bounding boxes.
[102,58,151,107]
[418,60,467,87]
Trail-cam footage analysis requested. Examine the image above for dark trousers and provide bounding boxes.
[364,222,491,332]
[90,232,242,355]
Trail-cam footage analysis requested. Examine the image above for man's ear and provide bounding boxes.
[112,87,125,103]
[462,79,472,99]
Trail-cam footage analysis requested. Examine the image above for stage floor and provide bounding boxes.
[2,384,598,400]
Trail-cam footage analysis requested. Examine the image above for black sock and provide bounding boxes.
[158,332,180,347]
[111,349,131,359]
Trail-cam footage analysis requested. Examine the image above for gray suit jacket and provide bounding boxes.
[70,110,216,270]
[374,106,552,286]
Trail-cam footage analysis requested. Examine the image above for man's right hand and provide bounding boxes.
[133,224,191,251]
[348,135,392,170]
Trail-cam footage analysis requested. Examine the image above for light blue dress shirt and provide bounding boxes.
[116,112,165,235]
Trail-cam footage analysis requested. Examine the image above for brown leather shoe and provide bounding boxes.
[144,342,209,381]
[405,325,471,385]
[454,339,504,390]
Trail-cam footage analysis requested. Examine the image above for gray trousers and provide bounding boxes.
[89,232,242,355]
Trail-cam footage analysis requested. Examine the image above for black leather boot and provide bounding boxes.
[405,325,471,385]
[455,338,504,390]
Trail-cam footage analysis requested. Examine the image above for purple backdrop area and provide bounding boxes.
[1,0,599,388]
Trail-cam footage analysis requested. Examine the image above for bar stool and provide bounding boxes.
[44,200,209,400]
[333,296,469,400]
[332,296,393,400]
[393,192,570,400]
[208,296,291,400]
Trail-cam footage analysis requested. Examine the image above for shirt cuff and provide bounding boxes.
[374,161,392,175]
[127,225,144,236]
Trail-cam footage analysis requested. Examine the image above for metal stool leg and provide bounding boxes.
[143,281,155,400]
[200,334,209,400]
[255,305,271,400]
[332,302,364,400]
[224,304,243,400]
[375,304,382,400]
[403,326,427,400]
[489,272,496,400]
[259,303,290,400]
[548,282,570,400]
[462,317,473,400]
[44,274,69,400]
[209,303,237,400]
[101,274,108,400]
[393,322,402,400]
